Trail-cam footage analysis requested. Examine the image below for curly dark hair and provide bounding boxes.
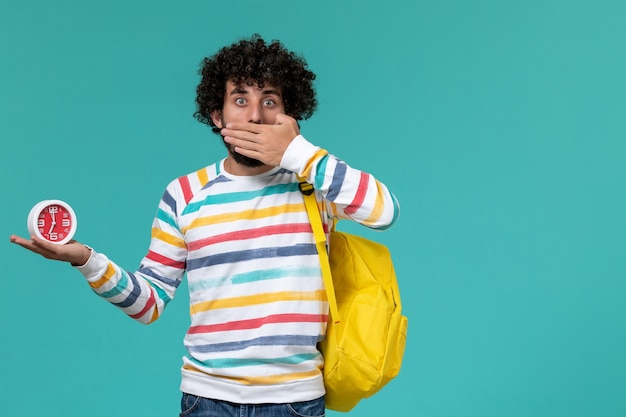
[194,34,318,133]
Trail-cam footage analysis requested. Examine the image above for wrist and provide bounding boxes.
[280,134,322,173]
[71,245,92,267]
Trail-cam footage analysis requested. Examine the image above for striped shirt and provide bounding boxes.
[77,135,399,403]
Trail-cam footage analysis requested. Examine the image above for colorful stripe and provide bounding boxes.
[362,179,386,226]
[190,290,327,315]
[301,149,329,179]
[182,183,299,215]
[188,223,311,251]
[182,364,320,385]
[188,313,328,334]
[152,228,186,248]
[179,175,193,204]
[188,335,323,354]
[344,172,369,215]
[88,262,117,289]
[85,144,398,402]
[146,250,186,270]
[188,265,321,292]
[192,352,320,369]
[186,244,318,271]
[182,203,305,234]
[196,167,209,188]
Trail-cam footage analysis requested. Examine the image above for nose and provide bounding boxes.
[248,102,262,124]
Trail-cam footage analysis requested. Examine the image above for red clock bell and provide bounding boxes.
[27,200,77,245]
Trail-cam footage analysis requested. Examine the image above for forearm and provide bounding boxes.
[75,198,186,324]
[75,248,175,324]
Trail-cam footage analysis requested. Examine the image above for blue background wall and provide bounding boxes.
[1,1,625,416]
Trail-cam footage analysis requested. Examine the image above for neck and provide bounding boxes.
[223,156,274,176]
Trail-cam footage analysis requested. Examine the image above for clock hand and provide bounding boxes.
[48,221,56,234]
[48,210,56,234]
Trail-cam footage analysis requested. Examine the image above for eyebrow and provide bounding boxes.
[228,86,282,96]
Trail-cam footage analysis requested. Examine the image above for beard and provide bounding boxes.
[221,138,264,168]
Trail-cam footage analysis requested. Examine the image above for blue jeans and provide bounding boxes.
[179,393,325,417]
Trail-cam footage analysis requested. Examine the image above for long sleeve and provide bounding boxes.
[76,181,188,324]
[280,135,400,230]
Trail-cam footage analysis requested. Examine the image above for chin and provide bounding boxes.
[233,152,264,168]
[223,138,264,168]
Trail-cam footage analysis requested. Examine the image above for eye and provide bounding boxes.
[235,97,246,105]
[263,98,276,107]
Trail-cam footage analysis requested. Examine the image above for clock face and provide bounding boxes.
[27,200,77,245]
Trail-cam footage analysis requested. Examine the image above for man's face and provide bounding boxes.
[211,80,285,167]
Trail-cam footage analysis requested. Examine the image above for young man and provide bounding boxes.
[10,35,399,417]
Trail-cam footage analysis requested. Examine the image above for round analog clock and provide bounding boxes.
[27,200,77,245]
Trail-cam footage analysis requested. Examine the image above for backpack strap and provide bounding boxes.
[297,176,341,324]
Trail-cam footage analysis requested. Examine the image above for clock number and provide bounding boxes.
[62,219,71,227]
[48,206,59,214]
[38,219,45,227]
[49,232,58,241]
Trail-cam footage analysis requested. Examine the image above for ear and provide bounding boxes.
[210,110,223,128]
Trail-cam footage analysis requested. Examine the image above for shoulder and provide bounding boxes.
[170,163,220,195]
[161,162,221,214]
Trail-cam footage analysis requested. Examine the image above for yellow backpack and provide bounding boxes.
[300,180,408,412]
